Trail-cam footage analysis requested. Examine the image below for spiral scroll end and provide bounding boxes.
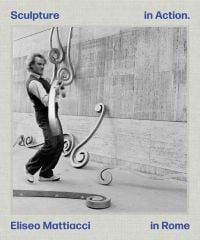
[48,48,64,64]
[97,167,113,185]
[86,195,111,209]
[62,134,75,157]
[95,103,104,113]
[70,150,90,168]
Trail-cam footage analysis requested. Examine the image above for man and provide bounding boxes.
[25,53,64,183]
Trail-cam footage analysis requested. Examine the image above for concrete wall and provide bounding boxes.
[13,112,187,175]
[13,27,187,121]
[13,26,187,174]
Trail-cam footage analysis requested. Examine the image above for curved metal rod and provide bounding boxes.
[48,27,74,134]
[97,166,187,186]
[62,133,75,157]
[48,27,64,65]
[57,27,74,86]
[14,134,75,156]
[48,81,62,136]
[50,63,57,85]
[70,103,106,168]
[65,27,74,85]
[13,189,111,209]
[49,27,54,49]
[56,27,65,56]
[98,167,113,185]
[18,135,34,147]
[13,135,43,148]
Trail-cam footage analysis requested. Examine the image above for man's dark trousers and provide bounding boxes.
[26,113,64,178]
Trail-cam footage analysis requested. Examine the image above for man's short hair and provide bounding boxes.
[26,53,47,71]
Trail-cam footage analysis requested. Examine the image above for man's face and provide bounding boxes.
[31,57,45,75]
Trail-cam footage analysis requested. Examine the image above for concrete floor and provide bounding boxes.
[13,146,187,214]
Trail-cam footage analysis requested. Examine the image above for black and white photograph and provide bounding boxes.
[12,26,187,214]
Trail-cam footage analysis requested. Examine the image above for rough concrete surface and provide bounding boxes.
[13,146,187,214]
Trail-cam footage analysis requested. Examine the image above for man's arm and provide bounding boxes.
[28,80,49,106]
[29,80,61,107]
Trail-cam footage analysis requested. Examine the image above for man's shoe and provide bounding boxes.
[38,175,60,182]
[24,167,34,183]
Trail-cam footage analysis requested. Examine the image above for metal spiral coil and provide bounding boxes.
[62,133,75,157]
[97,167,113,185]
[49,27,64,64]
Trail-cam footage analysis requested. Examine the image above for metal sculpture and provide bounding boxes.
[97,167,113,185]
[13,189,111,209]
[13,27,112,210]
[70,103,106,168]
[13,135,43,148]
[97,166,187,185]
[48,28,106,163]
[62,133,75,157]
[48,27,74,136]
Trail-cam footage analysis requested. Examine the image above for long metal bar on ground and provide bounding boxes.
[13,189,111,209]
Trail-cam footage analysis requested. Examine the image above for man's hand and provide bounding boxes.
[54,80,66,98]
[55,84,60,96]
[60,86,66,98]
